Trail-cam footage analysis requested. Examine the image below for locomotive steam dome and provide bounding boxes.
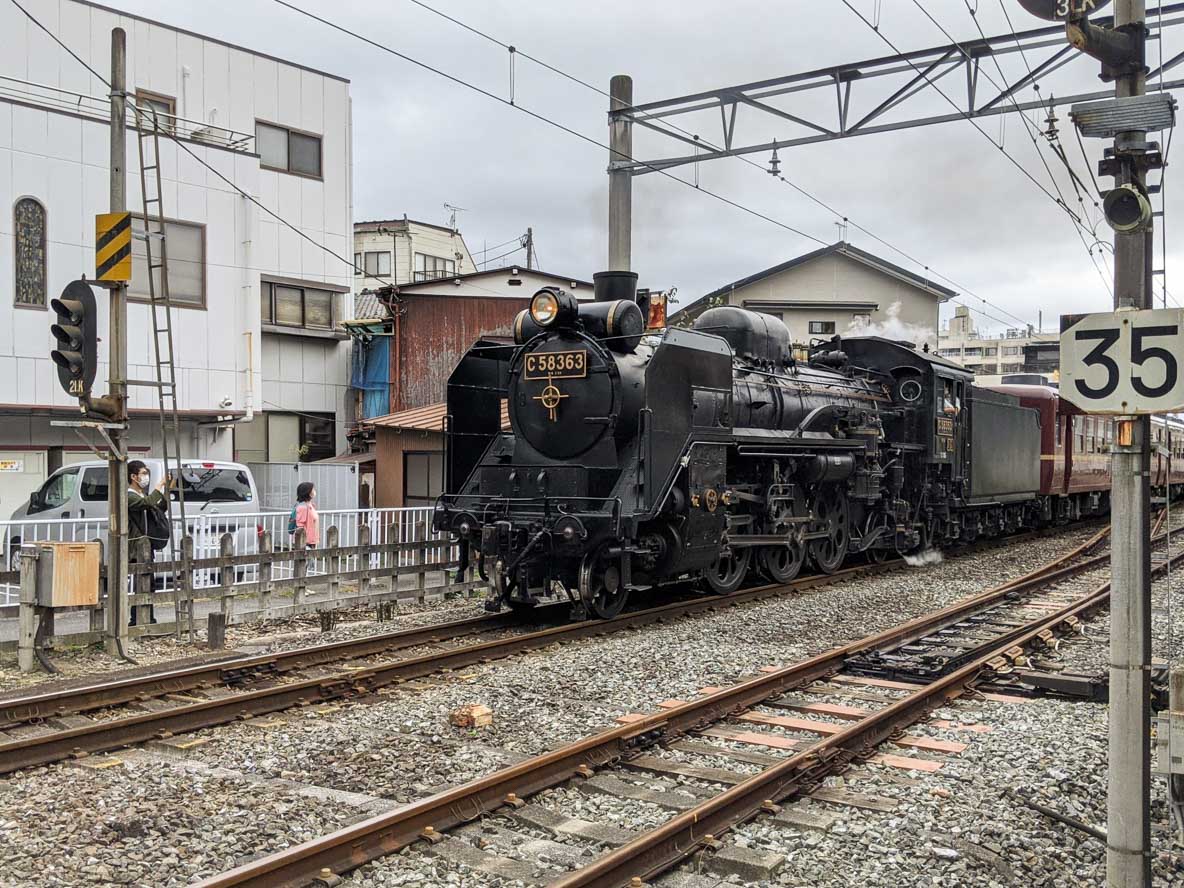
[692,306,792,366]
[509,335,617,459]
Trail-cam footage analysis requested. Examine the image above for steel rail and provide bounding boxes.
[0,560,901,774]
[0,522,1080,731]
[0,607,537,728]
[190,524,1123,888]
[546,551,1184,888]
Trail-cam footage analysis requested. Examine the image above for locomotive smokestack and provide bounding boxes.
[593,270,638,303]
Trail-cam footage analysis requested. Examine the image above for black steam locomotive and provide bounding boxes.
[433,271,1046,620]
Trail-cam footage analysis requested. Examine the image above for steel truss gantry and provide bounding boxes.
[613,4,1184,175]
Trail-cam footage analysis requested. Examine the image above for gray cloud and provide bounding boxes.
[109,0,1181,334]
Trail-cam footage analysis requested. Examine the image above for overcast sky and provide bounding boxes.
[107,0,1182,336]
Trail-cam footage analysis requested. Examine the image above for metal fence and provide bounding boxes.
[247,462,360,512]
[0,506,445,605]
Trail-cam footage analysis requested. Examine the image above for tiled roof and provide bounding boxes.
[368,400,511,432]
[354,291,386,321]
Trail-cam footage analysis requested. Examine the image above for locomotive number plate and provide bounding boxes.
[524,350,587,380]
[935,418,954,436]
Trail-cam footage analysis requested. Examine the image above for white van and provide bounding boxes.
[4,459,264,567]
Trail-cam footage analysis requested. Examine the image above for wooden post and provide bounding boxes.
[218,533,235,625]
[326,525,340,604]
[91,537,106,634]
[415,520,426,596]
[357,524,371,599]
[179,535,194,642]
[258,530,273,620]
[132,539,151,629]
[207,612,226,649]
[293,528,308,608]
[386,522,400,597]
[17,547,38,673]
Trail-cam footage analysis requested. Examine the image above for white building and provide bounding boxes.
[0,0,353,509]
[672,242,952,352]
[937,306,1059,379]
[352,217,477,295]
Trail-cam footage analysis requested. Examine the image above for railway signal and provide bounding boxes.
[49,279,98,401]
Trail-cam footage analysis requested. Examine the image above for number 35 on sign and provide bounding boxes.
[1060,308,1184,415]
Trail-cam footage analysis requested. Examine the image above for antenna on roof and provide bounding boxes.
[444,203,467,232]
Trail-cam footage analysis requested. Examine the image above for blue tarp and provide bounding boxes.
[351,337,390,419]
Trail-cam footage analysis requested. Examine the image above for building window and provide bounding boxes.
[808,320,836,335]
[261,280,336,330]
[981,346,997,356]
[353,252,362,275]
[135,89,176,133]
[1003,346,1021,355]
[364,251,391,278]
[404,451,443,507]
[850,313,871,329]
[963,347,982,357]
[130,216,205,307]
[414,253,456,282]
[14,197,47,309]
[299,414,336,461]
[256,121,322,178]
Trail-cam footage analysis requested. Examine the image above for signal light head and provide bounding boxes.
[51,323,83,350]
[50,297,83,324]
[1103,184,1152,233]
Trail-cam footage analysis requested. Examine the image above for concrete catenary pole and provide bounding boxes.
[607,75,633,271]
[1108,2,1152,886]
[106,27,130,655]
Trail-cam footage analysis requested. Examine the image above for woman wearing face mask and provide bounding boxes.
[127,460,167,625]
[293,482,320,548]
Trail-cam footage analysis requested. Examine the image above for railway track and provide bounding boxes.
[186,521,1162,888]
[0,523,1103,774]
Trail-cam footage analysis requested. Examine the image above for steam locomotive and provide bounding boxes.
[433,271,1183,620]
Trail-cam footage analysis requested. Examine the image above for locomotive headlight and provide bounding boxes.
[530,290,560,326]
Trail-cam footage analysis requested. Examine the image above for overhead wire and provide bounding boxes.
[4,0,406,290]
[270,2,830,249]
[907,0,1114,298]
[479,243,526,267]
[402,0,1037,331]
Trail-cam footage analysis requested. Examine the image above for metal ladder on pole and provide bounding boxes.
[133,106,191,640]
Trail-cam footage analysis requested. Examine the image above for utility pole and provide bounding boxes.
[607,74,632,271]
[1107,3,1151,884]
[525,227,534,269]
[106,27,129,655]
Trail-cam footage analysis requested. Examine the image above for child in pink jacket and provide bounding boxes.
[294,482,320,547]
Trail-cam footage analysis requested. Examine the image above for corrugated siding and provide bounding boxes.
[396,294,525,411]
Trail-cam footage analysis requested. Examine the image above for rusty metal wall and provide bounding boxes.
[395,294,526,412]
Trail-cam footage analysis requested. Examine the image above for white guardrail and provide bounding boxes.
[0,507,451,606]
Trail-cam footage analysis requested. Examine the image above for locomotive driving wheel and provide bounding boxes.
[757,535,805,583]
[704,544,752,595]
[579,544,629,620]
[810,485,850,574]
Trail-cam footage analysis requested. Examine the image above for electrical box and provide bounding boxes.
[34,541,101,608]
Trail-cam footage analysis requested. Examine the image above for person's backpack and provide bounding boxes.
[287,505,298,535]
[146,502,172,551]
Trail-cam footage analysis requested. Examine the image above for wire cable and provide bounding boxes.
[401,0,1039,330]
[272,1,830,248]
[909,0,1112,298]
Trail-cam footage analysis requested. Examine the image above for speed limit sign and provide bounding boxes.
[1060,308,1184,414]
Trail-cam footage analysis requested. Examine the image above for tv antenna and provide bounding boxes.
[444,203,468,231]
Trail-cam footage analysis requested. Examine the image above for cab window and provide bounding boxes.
[80,467,109,502]
[30,468,79,513]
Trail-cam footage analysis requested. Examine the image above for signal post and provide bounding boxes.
[105,27,130,654]
[1034,1,1174,884]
